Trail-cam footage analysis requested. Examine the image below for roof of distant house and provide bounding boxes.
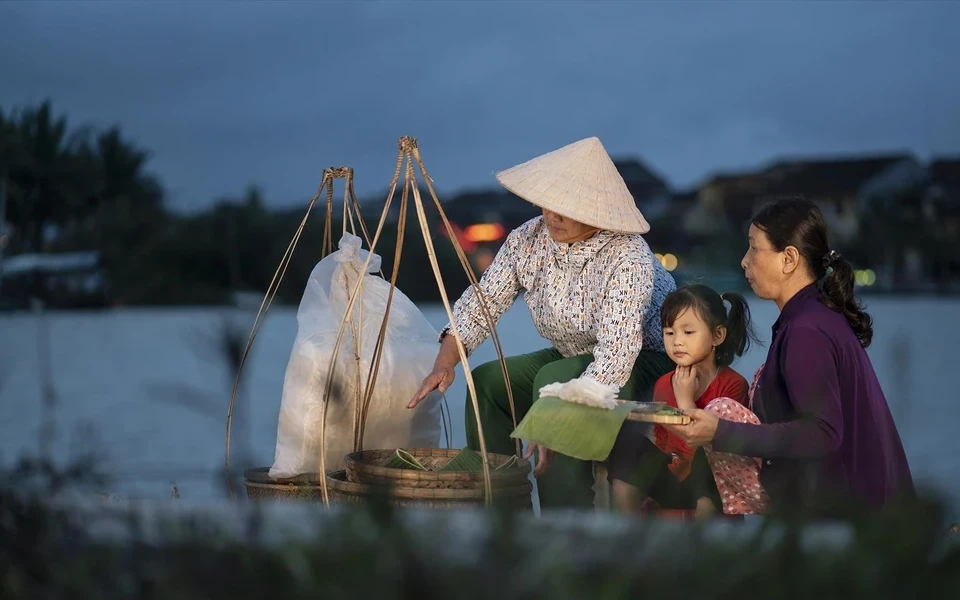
[670,189,698,203]
[758,153,917,198]
[696,153,919,209]
[612,158,671,191]
[1,251,100,276]
[930,158,960,190]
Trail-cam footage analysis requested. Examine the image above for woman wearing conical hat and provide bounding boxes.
[407,137,677,509]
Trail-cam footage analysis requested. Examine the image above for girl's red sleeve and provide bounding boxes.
[706,368,750,408]
[652,371,676,406]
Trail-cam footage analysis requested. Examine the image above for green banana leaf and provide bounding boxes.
[381,448,428,470]
[510,396,637,462]
[437,447,485,472]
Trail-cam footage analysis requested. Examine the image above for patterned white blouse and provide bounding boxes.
[441,216,677,388]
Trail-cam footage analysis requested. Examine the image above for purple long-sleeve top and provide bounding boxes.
[714,284,914,516]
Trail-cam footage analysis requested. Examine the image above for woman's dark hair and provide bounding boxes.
[659,284,759,367]
[750,196,873,347]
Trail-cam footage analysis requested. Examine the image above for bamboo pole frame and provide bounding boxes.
[315,137,518,507]
[226,137,518,507]
[224,166,377,498]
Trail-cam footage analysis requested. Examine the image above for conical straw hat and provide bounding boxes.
[495,137,650,234]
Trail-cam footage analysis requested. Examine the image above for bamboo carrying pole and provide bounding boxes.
[315,137,518,507]
[224,167,377,498]
[226,138,518,507]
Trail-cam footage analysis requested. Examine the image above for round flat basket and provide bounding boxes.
[625,412,691,425]
[343,448,531,490]
[619,400,692,425]
[327,469,533,510]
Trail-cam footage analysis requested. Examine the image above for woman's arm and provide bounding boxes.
[409,225,527,409]
[440,224,525,355]
[712,326,844,459]
[580,259,655,389]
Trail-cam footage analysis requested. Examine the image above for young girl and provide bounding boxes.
[604,284,761,519]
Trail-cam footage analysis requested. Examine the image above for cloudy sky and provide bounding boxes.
[2,0,958,213]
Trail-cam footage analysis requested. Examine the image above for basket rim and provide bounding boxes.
[343,448,531,481]
[326,470,533,500]
[244,467,323,486]
[242,470,533,502]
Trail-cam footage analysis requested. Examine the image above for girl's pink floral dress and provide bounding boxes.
[702,365,772,515]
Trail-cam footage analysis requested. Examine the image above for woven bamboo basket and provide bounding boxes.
[243,468,533,510]
[243,467,325,502]
[326,470,533,510]
[343,448,531,490]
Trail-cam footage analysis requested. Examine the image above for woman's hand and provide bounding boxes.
[671,366,699,408]
[407,366,455,409]
[408,335,462,409]
[661,408,720,448]
[523,443,554,477]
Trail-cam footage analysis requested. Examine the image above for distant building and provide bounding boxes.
[683,153,925,245]
[440,189,540,233]
[0,251,109,310]
[350,149,957,292]
[613,158,673,221]
[924,158,960,288]
[927,157,960,218]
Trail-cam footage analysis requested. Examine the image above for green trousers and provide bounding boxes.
[465,347,674,510]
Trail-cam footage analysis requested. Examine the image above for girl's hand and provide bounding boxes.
[672,366,699,408]
[661,409,719,448]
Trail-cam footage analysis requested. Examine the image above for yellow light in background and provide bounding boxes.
[464,223,505,243]
[662,253,678,272]
[854,269,877,287]
[655,253,664,263]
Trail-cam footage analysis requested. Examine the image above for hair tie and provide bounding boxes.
[821,250,841,269]
[719,292,731,316]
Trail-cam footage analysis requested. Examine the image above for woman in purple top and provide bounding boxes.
[664,197,914,518]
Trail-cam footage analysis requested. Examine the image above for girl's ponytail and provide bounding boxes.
[660,284,760,368]
[716,292,759,367]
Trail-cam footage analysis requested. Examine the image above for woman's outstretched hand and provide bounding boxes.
[661,408,720,448]
[523,442,554,477]
[407,366,455,409]
[409,334,462,409]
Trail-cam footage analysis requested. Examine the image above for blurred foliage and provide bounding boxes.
[1,453,959,599]
[0,100,471,306]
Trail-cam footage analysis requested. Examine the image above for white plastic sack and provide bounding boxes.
[269,232,444,479]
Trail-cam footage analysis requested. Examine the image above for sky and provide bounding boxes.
[1,0,959,213]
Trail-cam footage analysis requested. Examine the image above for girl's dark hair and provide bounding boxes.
[750,196,873,347]
[659,284,759,367]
